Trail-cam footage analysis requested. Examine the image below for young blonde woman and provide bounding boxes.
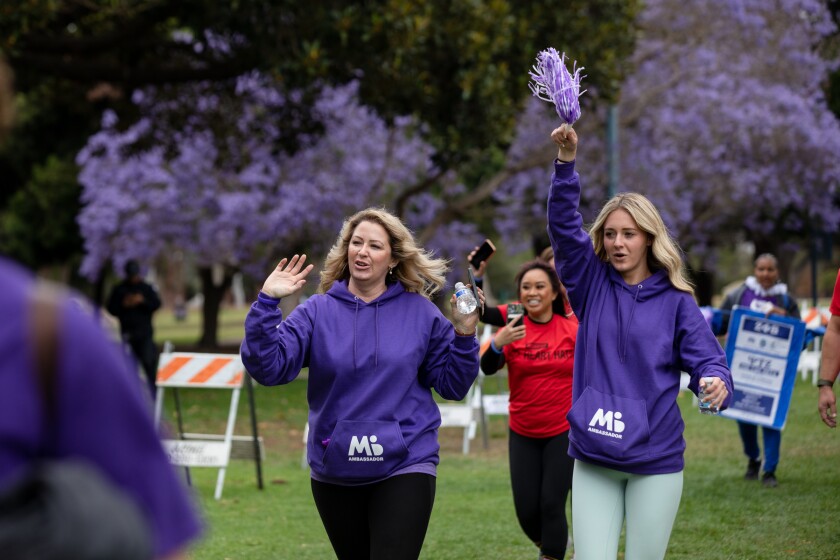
[546,125,734,560]
[241,207,482,560]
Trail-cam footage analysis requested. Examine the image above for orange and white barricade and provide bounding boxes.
[153,352,263,500]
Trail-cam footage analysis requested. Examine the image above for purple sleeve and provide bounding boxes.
[419,313,480,401]
[546,161,606,318]
[56,302,202,558]
[240,293,312,385]
[676,297,734,409]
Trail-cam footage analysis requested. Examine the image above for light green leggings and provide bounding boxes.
[572,460,683,560]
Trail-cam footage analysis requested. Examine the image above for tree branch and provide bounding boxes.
[416,147,549,244]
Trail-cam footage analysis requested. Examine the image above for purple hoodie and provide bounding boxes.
[241,279,479,484]
[0,257,201,558]
[547,161,733,474]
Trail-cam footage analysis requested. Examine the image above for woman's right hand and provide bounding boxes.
[551,124,578,162]
[261,254,315,299]
[494,317,526,349]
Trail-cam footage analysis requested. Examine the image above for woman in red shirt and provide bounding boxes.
[480,259,577,560]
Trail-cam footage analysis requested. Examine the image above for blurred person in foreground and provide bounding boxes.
[107,259,162,397]
[241,207,481,560]
[718,253,800,487]
[818,268,840,428]
[0,57,201,560]
[547,123,733,560]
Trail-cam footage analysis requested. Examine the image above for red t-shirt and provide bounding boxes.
[499,304,578,438]
[830,269,840,316]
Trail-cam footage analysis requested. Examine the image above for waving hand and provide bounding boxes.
[261,255,315,299]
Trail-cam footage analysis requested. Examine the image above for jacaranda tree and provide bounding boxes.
[492,0,840,302]
[77,75,480,346]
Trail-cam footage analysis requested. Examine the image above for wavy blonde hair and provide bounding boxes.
[318,207,449,299]
[589,192,694,294]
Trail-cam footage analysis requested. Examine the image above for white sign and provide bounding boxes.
[163,439,230,467]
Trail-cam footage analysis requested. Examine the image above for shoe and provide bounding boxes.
[762,471,778,488]
[744,458,761,480]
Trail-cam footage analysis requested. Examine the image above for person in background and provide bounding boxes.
[241,207,481,560]
[719,253,800,487]
[480,259,577,560]
[818,268,840,428]
[0,56,200,560]
[468,244,568,327]
[547,124,733,560]
[107,259,162,397]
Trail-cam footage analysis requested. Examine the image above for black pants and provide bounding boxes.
[126,335,158,397]
[310,473,436,560]
[509,429,574,559]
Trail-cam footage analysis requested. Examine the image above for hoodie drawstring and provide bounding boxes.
[352,297,381,369]
[353,298,359,369]
[617,284,643,363]
[374,302,380,367]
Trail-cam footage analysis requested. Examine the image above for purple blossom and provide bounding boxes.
[528,48,586,125]
[76,76,470,284]
[500,0,840,278]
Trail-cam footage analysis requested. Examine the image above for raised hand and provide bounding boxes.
[261,255,315,299]
[551,123,578,162]
[467,246,488,278]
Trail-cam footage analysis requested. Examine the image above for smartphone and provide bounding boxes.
[469,239,497,269]
[507,303,524,327]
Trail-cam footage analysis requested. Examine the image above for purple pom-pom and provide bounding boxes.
[528,48,586,125]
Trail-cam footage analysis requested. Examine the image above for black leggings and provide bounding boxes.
[310,473,436,560]
[509,429,574,559]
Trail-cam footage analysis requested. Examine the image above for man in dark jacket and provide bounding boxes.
[107,260,161,397]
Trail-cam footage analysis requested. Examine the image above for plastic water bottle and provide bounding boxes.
[454,282,478,314]
[698,377,718,415]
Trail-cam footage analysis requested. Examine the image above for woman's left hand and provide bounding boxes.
[701,377,729,411]
[449,286,484,336]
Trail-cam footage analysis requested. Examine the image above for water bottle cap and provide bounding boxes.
[455,282,466,289]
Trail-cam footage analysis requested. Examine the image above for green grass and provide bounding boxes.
[154,305,248,348]
[158,368,840,560]
[156,307,839,558]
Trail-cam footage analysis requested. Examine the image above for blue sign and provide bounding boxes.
[720,307,806,429]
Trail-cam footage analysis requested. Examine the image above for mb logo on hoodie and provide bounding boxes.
[348,434,385,462]
[588,408,625,439]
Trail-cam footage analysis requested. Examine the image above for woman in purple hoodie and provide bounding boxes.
[546,125,734,560]
[241,207,481,560]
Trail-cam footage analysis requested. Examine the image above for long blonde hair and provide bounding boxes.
[589,192,694,294]
[318,207,449,299]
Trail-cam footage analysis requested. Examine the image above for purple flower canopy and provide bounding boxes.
[528,48,586,125]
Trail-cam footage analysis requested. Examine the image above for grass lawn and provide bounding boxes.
[154,307,840,559]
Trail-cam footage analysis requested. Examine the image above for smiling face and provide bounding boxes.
[347,220,397,295]
[603,208,652,285]
[753,255,779,291]
[519,268,558,322]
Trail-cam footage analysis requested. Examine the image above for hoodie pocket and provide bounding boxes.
[567,386,651,463]
[317,420,409,481]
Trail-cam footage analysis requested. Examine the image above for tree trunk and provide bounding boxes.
[197,265,234,349]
